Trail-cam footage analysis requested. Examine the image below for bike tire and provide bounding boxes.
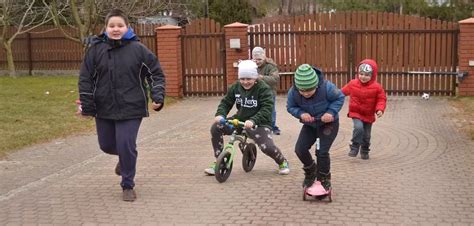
[215,150,233,183]
[242,143,257,172]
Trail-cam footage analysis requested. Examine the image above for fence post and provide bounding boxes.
[156,25,183,97]
[224,22,249,85]
[27,32,32,75]
[458,18,474,96]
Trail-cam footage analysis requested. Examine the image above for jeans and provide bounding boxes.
[294,121,339,174]
[272,95,277,129]
[351,118,372,149]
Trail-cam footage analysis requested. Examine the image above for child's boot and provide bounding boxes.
[360,144,370,160]
[318,171,331,191]
[302,162,318,187]
[348,143,360,157]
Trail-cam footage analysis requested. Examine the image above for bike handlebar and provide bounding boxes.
[219,118,245,127]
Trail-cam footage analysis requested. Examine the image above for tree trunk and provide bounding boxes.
[280,0,290,16]
[3,41,17,77]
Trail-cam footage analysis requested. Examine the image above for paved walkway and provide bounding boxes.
[0,96,473,225]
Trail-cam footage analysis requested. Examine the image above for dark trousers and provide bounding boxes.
[95,118,142,189]
[294,121,339,174]
[351,118,372,149]
[272,96,277,129]
[210,122,286,165]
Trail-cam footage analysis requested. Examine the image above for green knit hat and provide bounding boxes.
[294,64,318,90]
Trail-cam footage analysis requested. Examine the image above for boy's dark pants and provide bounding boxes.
[351,118,372,151]
[95,118,142,189]
[210,122,286,165]
[294,121,339,175]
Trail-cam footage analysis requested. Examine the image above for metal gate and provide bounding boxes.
[249,11,459,96]
[181,19,226,96]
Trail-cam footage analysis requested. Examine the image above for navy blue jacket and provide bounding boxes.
[78,28,165,120]
[286,67,344,127]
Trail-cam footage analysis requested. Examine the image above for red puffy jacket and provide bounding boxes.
[341,59,387,123]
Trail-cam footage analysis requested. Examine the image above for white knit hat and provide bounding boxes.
[238,60,258,79]
[252,47,265,58]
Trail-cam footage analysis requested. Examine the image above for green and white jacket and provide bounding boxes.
[215,81,274,128]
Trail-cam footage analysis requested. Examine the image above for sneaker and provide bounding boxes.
[122,188,136,202]
[348,144,359,157]
[273,127,281,135]
[278,160,290,175]
[361,152,369,160]
[348,149,358,157]
[204,162,216,175]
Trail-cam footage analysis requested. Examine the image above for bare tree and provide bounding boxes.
[45,0,171,48]
[0,0,56,77]
[279,0,293,15]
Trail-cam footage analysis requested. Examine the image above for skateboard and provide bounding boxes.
[303,181,332,202]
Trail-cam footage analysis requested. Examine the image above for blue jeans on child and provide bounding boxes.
[351,118,372,147]
[272,96,280,133]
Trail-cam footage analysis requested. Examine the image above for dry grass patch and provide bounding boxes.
[448,96,474,140]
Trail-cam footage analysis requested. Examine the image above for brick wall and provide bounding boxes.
[224,23,249,85]
[156,25,182,97]
[458,18,474,96]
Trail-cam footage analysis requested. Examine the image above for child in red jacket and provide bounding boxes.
[341,59,387,160]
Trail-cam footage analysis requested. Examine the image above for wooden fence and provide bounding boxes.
[0,24,158,73]
[249,11,459,96]
[1,12,461,96]
[181,18,226,96]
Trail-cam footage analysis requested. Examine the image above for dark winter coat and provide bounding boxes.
[78,28,165,120]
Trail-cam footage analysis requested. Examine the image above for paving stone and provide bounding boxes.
[0,96,473,224]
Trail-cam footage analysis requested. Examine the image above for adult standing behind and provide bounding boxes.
[252,47,281,135]
[78,9,165,202]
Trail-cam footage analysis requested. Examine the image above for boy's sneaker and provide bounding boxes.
[278,160,290,175]
[360,152,369,160]
[348,144,360,157]
[122,188,136,202]
[360,146,370,160]
[204,162,216,175]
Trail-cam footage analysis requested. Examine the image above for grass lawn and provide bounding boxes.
[0,76,176,158]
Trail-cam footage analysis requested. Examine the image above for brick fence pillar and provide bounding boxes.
[458,18,474,96]
[224,22,249,85]
[156,25,182,97]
